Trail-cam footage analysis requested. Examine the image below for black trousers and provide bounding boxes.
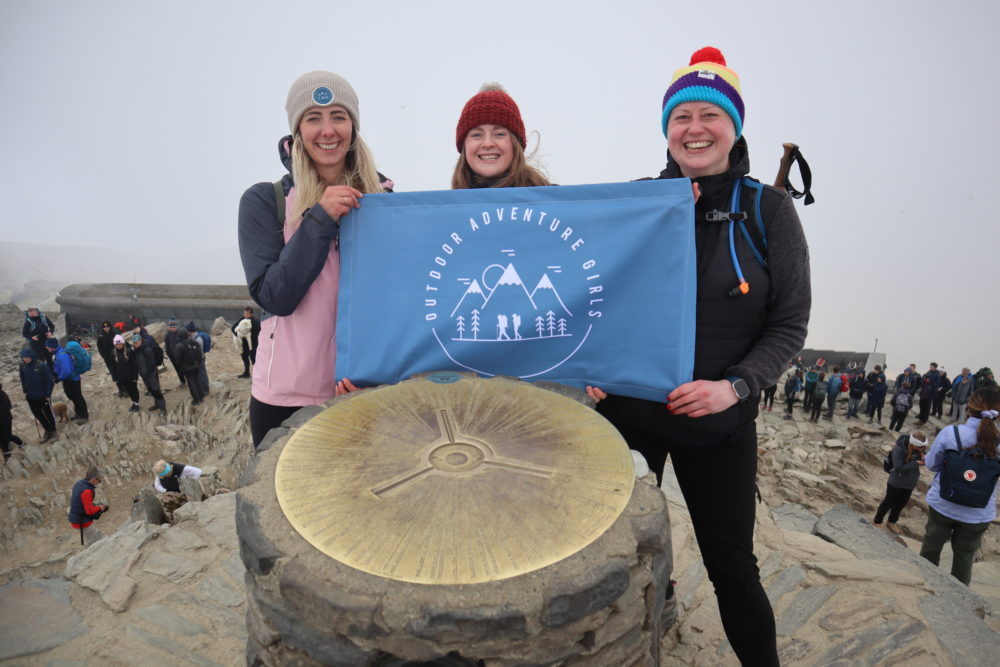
[917,397,932,422]
[250,396,303,450]
[61,379,88,418]
[762,385,776,408]
[889,409,908,432]
[122,379,140,403]
[168,356,186,385]
[613,421,779,667]
[874,484,914,524]
[2,430,23,460]
[184,370,205,402]
[867,398,883,422]
[102,356,120,387]
[27,397,56,432]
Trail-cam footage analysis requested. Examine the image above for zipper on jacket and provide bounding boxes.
[265,317,278,389]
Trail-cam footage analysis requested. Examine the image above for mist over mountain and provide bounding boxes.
[0,242,246,308]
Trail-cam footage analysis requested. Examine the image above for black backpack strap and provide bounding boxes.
[272,181,285,227]
[952,425,963,449]
[778,145,815,205]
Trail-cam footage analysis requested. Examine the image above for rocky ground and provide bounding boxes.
[0,304,998,665]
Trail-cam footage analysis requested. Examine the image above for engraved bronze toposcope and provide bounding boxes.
[274,373,634,584]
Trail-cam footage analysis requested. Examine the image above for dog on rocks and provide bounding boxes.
[52,402,70,423]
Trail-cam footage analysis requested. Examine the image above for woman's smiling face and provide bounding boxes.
[463,124,514,179]
[666,102,736,178]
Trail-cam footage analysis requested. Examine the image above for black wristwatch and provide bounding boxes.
[727,376,750,403]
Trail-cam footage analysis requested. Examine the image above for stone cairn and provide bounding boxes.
[238,377,674,666]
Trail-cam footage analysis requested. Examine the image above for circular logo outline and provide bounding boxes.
[312,86,334,106]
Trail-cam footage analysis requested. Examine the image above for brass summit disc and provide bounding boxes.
[274,375,634,585]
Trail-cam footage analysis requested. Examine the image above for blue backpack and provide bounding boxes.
[196,331,212,353]
[65,342,92,375]
[939,426,1000,508]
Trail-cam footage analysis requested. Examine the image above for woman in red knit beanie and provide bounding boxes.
[451,83,550,189]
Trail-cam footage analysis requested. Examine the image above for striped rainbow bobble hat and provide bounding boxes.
[661,47,744,139]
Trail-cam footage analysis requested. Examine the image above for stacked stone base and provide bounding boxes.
[238,395,673,666]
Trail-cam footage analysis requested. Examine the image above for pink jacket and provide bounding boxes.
[251,188,339,407]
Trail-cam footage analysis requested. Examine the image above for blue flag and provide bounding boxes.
[336,180,695,402]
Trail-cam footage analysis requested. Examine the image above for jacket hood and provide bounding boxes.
[66,340,83,352]
[20,348,36,361]
[279,135,294,176]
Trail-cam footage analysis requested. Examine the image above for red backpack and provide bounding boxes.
[840,374,849,392]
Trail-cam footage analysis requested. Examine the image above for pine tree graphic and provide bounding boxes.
[535,316,545,338]
[471,309,480,340]
[557,318,567,336]
[546,311,556,336]
[455,316,466,339]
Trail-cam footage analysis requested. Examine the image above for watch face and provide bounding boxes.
[732,378,750,400]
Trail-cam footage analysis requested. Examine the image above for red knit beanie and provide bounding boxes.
[455,83,526,152]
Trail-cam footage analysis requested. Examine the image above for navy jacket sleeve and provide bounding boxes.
[237,181,341,317]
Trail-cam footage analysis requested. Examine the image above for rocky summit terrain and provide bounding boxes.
[0,302,998,665]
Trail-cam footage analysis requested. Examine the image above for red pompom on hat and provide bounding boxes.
[689,46,726,66]
[455,83,527,152]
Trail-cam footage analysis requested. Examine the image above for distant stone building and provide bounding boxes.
[56,283,257,334]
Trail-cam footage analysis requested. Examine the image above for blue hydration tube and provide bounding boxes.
[727,179,750,297]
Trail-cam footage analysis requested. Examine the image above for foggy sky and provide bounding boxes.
[3,0,998,377]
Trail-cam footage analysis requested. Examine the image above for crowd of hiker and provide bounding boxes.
[777,359,995,430]
[7,308,259,457]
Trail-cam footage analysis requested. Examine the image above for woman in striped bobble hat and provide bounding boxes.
[596,47,811,666]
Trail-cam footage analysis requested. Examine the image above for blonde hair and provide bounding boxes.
[288,129,384,230]
[153,460,169,476]
[451,132,550,190]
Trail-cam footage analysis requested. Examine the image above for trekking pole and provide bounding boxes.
[773,143,815,205]
[33,416,41,440]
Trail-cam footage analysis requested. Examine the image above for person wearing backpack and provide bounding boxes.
[131,334,166,414]
[919,388,1000,585]
[802,367,819,413]
[238,70,394,449]
[810,373,828,423]
[45,338,88,424]
[889,378,916,432]
[174,329,206,406]
[112,334,141,412]
[586,47,811,666]
[783,371,803,420]
[847,369,869,419]
[866,366,888,425]
[824,366,842,420]
[185,322,211,398]
[873,431,927,533]
[22,307,56,369]
[96,321,126,397]
[18,348,57,443]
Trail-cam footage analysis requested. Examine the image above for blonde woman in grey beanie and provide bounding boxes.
[238,71,394,449]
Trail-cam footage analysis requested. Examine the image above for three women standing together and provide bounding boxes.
[238,47,811,666]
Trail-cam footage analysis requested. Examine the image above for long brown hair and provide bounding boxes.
[451,134,550,189]
[964,387,1000,457]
